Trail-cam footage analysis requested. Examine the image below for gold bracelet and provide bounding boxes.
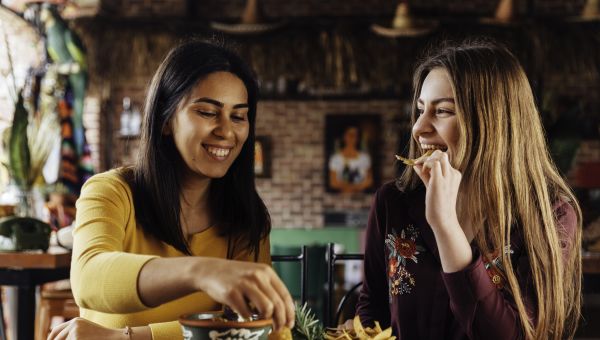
[124,326,133,340]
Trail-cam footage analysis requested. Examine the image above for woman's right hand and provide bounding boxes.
[195,258,295,331]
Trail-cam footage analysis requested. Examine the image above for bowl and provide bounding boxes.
[179,311,272,340]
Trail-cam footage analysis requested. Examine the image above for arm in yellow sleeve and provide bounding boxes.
[71,172,158,313]
[149,321,184,340]
[145,239,271,340]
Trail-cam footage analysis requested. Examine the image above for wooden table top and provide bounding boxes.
[0,247,71,269]
[583,252,600,275]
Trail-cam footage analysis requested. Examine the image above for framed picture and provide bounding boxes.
[254,136,272,178]
[325,114,381,193]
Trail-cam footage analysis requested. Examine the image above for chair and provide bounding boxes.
[35,287,79,340]
[325,242,364,327]
[272,245,308,305]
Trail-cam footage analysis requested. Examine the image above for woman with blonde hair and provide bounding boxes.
[356,40,581,339]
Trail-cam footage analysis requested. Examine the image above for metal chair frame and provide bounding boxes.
[325,242,364,327]
[272,245,308,306]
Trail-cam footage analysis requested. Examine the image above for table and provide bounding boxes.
[0,249,71,340]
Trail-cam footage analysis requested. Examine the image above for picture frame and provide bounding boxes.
[254,136,272,178]
[325,114,381,193]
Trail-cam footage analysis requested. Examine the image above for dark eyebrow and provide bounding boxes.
[192,97,248,109]
[417,97,455,105]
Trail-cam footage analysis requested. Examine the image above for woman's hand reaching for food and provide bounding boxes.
[193,258,295,331]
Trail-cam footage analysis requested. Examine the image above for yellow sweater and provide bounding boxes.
[71,170,271,340]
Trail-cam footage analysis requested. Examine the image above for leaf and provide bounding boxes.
[293,302,324,340]
[8,92,30,188]
[26,104,60,185]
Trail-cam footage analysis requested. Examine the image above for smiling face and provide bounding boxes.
[167,71,250,180]
[413,68,459,158]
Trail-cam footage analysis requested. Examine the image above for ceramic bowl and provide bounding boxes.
[179,311,272,340]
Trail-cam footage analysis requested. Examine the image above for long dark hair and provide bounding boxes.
[122,39,270,258]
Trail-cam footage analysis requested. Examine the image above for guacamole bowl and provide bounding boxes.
[179,311,272,340]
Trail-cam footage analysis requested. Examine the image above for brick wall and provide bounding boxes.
[111,99,408,228]
[69,0,600,231]
[255,100,406,228]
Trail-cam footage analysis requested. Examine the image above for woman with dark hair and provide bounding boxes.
[328,126,373,194]
[356,40,581,340]
[48,40,295,340]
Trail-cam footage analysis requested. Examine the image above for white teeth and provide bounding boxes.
[206,146,231,158]
[420,144,447,151]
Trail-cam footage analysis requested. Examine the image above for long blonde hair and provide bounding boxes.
[399,40,582,339]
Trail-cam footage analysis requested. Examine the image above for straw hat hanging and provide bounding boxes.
[371,0,437,38]
[568,0,600,22]
[480,0,517,25]
[210,0,284,35]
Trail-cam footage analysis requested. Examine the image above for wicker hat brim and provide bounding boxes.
[210,21,285,35]
[371,23,437,37]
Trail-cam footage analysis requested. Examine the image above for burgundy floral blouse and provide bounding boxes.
[356,182,577,340]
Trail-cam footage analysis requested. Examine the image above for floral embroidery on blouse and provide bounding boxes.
[385,224,425,300]
[483,245,514,290]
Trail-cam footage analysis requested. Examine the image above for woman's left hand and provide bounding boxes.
[47,317,130,340]
[413,150,462,231]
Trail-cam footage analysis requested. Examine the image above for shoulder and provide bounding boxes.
[376,181,399,198]
[358,152,371,161]
[80,168,133,199]
[553,198,576,222]
[373,180,420,208]
[552,198,578,242]
[330,153,343,162]
[329,153,344,166]
[376,180,420,199]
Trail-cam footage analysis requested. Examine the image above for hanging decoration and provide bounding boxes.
[480,0,517,25]
[371,0,437,38]
[568,0,600,22]
[210,0,285,35]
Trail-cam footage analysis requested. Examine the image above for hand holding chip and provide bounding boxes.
[412,150,462,232]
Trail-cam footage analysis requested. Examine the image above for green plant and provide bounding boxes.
[2,91,59,190]
[6,92,30,188]
[293,302,324,340]
[1,18,60,192]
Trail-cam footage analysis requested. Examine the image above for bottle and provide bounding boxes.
[129,105,141,136]
[120,97,132,136]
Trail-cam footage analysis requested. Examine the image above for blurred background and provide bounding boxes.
[0,0,599,339]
